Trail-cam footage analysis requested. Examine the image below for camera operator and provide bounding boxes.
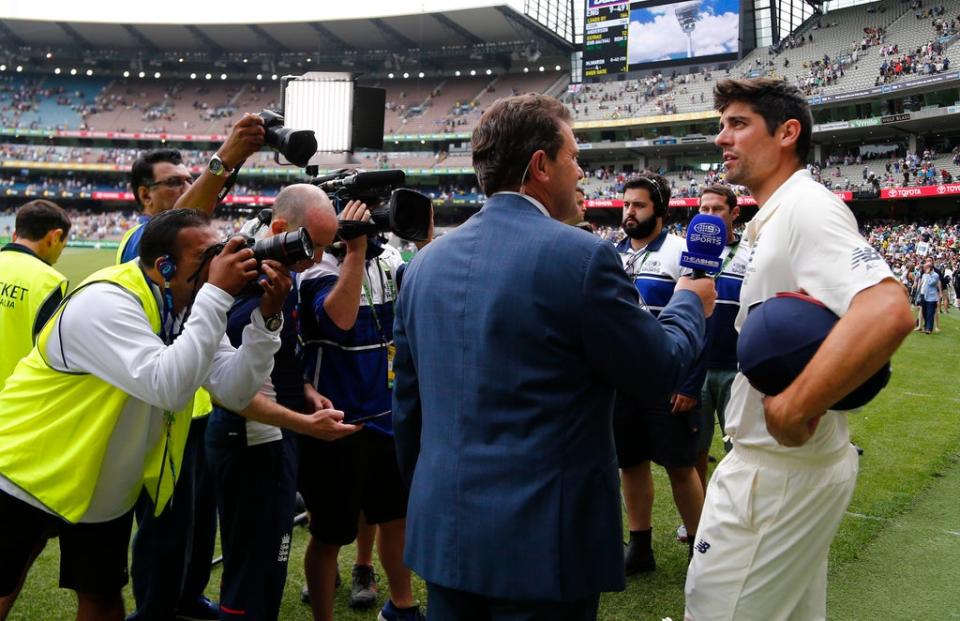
[205,184,361,620]
[123,112,264,621]
[298,201,424,621]
[0,209,284,621]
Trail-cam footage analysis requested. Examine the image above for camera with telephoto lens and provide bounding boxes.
[205,227,314,296]
[259,109,318,168]
[310,169,432,242]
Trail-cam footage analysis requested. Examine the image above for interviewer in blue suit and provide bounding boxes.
[392,94,716,620]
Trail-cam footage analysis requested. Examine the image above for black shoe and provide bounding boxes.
[175,596,219,621]
[349,564,380,609]
[624,539,655,575]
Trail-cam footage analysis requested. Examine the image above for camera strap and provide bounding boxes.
[217,158,246,203]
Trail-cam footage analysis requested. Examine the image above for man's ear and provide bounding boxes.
[528,150,549,183]
[270,218,287,235]
[780,119,802,152]
[39,228,62,251]
[137,185,152,209]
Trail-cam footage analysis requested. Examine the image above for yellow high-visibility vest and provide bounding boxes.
[0,261,193,523]
[0,246,67,390]
[116,224,212,419]
[115,223,143,264]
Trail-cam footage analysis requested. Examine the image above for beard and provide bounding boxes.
[622,214,658,240]
[723,157,749,186]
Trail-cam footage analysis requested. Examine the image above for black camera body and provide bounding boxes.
[206,227,314,297]
[311,169,432,242]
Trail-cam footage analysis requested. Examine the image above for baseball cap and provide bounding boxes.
[737,292,891,410]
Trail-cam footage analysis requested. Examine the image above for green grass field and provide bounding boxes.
[55,247,119,290]
[8,249,960,620]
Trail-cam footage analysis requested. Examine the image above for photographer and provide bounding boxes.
[298,201,423,621]
[205,184,361,620]
[123,112,264,621]
[0,209,284,621]
[119,113,265,263]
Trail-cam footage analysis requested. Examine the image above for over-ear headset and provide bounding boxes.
[629,175,669,218]
[157,255,176,281]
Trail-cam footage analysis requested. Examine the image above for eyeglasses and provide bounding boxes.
[147,176,193,189]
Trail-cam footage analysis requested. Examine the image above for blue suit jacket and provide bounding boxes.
[392,193,705,602]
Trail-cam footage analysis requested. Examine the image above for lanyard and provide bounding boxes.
[624,248,653,277]
[717,238,742,277]
[361,258,395,345]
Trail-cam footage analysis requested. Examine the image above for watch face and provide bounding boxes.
[265,315,282,331]
[210,157,225,175]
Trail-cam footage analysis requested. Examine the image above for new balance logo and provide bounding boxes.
[695,539,711,554]
[850,246,883,270]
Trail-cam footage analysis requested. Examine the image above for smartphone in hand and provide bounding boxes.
[346,410,391,424]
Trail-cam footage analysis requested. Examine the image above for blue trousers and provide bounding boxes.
[425,582,601,621]
[206,409,299,621]
[922,300,938,332]
[128,416,218,621]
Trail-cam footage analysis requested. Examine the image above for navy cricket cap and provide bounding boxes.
[737,292,891,410]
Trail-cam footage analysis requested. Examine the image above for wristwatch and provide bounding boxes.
[208,154,231,176]
[263,312,282,332]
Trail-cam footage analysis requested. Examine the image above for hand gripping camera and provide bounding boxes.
[312,169,432,242]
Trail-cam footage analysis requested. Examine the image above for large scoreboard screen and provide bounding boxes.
[583,0,741,78]
[584,1,630,78]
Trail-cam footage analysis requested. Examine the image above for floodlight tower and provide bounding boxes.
[674,0,702,58]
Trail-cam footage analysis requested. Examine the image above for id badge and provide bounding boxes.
[386,343,396,390]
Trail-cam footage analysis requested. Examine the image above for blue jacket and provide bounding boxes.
[615,231,707,400]
[392,193,705,602]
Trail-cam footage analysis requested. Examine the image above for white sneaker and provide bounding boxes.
[676,524,688,543]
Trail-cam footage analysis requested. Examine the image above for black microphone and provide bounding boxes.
[319,170,405,192]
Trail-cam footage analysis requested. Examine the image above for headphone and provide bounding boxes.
[157,254,176,281]
[628,175,669,218]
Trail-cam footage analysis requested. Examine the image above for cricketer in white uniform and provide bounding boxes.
[685,78,913,621]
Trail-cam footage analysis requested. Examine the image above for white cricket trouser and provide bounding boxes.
[684,444,858,621]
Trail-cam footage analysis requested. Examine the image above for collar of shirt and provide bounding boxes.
[138,214,152,225]
[616,227,669,254]
[0,242,43,262]
[744,168,809,245]
[137,262,185,341]
[493,191,551,218]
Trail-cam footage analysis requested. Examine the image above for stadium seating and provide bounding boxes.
[569,2,957,119]
[84,79,254,134]
[0,75,110,130]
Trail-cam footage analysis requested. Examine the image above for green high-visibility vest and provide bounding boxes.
[0,261,194,523]
[0,247,67,391]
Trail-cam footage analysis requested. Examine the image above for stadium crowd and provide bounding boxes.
[0,76,97,131]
